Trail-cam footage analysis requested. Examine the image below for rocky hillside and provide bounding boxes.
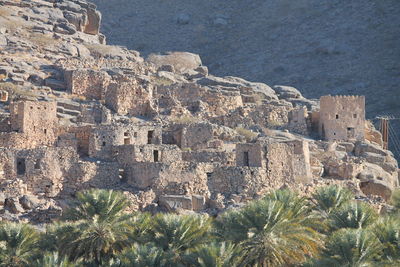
[93,0,400,128]
[0,0,398,223]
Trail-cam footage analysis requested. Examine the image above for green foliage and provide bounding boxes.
[215,190,323,266]
[34,252,78,267]
[189,242,242,267]
[329,201,378,231]
[0,222,40,267]
[313,228,382,266]
[116,244,164,267]
[0,187,397,266]
[62,189,129,222]
[390,188,400,212]
[371,215,400,261]
[148,213,212,266]
[312,185,354,216]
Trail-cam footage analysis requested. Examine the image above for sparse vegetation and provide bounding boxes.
[172,114,203,124]
[0,187,398,266]
[28,33,58,47]
[0,82,38,99]
[235,127,258,142]
[84,43,114,57]
[151,76,176,86]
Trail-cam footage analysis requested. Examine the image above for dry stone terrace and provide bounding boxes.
[0,0,398,222]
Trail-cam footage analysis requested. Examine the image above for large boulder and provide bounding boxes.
[354,141,388,157]
[147,52,202,73]
[197,75,278,100]
[273,85,303,99]
[357,163,398,200]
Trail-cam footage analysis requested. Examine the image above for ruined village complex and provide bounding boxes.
[0,0,398,222]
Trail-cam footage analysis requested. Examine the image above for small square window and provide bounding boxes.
[336,114,339,119]
[353,114,357,118]
[102,141,106,146]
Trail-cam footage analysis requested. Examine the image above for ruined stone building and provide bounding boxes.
[0,0,397,222]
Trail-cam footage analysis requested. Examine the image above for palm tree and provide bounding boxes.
[0,222,40,267]
[54,214,134,265]
[215,192,323,267]
[189,242,242,267]
[371,215,400,261]
[329,201,378,231]
[116,244,164,267]
[34,252,78,267]
[312,185,353,216]
[54,189,138,265]
[313,228,382,266]
[148,213,212,266]
[62,189,129,222]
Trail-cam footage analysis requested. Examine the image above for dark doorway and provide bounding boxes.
[243,151,249,166]
[347,127,355,139]
[16,158,26,175]
[153,150,159,162]
[147,130,154,144]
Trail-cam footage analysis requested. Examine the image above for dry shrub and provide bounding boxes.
[28,33,58,47]
[84,43,116,57]
[172,115,202,124]
[151,76,175,86]
[0,82,38,98]
[235,127,258,142]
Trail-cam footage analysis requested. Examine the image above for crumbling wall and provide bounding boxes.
[124,161,211,196]
[236,143,264,167]
[64,69,110,100]
[0,147,79,197]
[88,123,162,159]
[288,106,309,135]
[105,75,156,117]
[115,144,182,165]
[182,151,235,165]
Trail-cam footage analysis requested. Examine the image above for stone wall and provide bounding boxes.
[0,101,58,149]
[182,150,235,165]
[105,75,156,117]
[115,144,182,165]
[319,95,365,141]
[236,143,264,167]
[64,69,110,100]
[88,123,162,159]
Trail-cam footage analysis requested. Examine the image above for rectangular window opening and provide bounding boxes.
[153,150,159,162]
[16,158,26,175]
[147,130,154,144]
[243,151,249,167]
